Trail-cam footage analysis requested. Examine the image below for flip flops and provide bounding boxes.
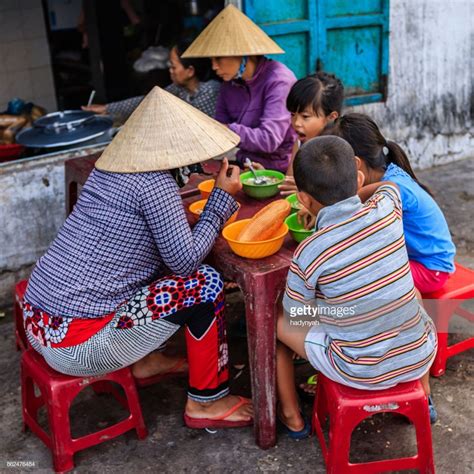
[428,395,438,424]
[184,396,253,429]
[134,357,187,388]
[277,409,311,440]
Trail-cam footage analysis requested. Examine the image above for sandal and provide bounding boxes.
[134,357,187,388]
[184,396,253,429]
[428,395,438,424]
[277,407,311,440]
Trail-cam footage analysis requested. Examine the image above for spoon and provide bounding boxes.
[244,158,268,185]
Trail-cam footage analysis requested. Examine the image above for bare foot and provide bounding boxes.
[132,351,187,379]
[185,395,253,422]
[299,382,317,395]
[224,281,239,291]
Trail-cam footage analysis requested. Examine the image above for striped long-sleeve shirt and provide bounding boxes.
[283,184,437,386]
[25,168,237,318]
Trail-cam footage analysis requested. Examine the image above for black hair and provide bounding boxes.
[286,72,344,117]
[174,38,212,82]
[322,113,432,195]
[293,136,358,205]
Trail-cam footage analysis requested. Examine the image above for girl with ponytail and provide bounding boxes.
[323,113,455,293]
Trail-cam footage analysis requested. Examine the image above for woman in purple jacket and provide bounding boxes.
[182,5,297,172]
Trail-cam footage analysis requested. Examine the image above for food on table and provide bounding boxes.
[240,170,285,199]
[237,200,290,242]
[285,213,315,243]
[222,218,289,259]
[243,176,281,186]
[189,198,240,227]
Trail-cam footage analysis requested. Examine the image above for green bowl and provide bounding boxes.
[240,170,285,199]
[285,213,315,243]
[286,193,303,214]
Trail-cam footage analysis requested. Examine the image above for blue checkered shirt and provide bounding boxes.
[25,169,237,318]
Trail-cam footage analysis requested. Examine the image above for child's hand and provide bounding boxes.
[297,208,316,230]
[278,175,298,196]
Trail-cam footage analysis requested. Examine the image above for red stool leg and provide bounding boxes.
[21,371,36,433]
[46,385,75,473]
[313,382,330,462]
[315,381,329,428]
[430,300,451,377]
[410,400,435,474]
[431,332,448,376]
[120,373,148,439]
[326,413,353,474]
[95,369,148,439]
[21,356,46,433]
[14,286,28,351]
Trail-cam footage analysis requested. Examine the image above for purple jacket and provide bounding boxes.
[215,58,297,172]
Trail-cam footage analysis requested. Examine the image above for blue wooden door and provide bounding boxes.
[244,0,390,105]
[244,0,317,79]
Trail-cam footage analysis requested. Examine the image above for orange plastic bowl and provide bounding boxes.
[189,199,240,227]
[198,179,215,199]
[222,218,289,259]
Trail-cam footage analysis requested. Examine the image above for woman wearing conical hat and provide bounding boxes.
[23,87,253,429]
[182,5,297,172]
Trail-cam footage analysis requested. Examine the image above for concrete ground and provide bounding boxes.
[0,158,473,473]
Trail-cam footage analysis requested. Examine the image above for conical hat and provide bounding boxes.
[181,4,284,58]
[95,86,239,173]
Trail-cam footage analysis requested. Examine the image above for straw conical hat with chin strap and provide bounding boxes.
[95,86,240,173]
[181,4,284,58]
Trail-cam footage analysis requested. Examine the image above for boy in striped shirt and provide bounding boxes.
[277,136,437,438]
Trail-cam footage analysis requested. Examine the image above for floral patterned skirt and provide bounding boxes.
[23,264,230,402]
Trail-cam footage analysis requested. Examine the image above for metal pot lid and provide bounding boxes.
[16,116,113,148]
[34,110,95,128]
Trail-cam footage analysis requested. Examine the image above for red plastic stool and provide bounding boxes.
[422,263,474,377]
[312,374,434,473]
[21,348,148,473]
[14,280,29,351]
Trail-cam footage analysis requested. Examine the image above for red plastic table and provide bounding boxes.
[64,154,296,449]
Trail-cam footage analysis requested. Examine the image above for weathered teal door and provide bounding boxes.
[244,0,317,79]
[244,0,389,105]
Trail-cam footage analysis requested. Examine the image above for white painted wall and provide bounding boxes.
[352,0,473,168]
[0,146,106,307]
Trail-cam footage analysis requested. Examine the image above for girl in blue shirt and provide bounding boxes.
[324,113,455,293]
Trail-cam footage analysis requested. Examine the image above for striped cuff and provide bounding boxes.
[187,381,230,403]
